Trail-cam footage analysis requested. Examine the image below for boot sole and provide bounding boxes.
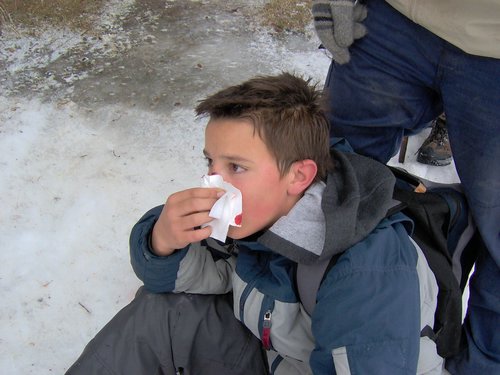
[417,154,452,166]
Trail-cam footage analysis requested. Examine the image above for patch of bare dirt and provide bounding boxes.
[1,0,318,114]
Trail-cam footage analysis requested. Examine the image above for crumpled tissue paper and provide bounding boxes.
[201,174,242,242]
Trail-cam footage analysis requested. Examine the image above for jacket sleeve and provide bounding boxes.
[129,205,236,294]
[309,221,421,374]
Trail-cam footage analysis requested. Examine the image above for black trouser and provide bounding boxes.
[66,288,269,375]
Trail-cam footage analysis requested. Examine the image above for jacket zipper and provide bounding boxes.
[262,310,272,350]
[239,278,258,322]
[238,258,269,321]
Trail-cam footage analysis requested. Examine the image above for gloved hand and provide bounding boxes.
[312,0,367,64]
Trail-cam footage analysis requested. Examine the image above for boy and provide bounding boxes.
[67,73,443,374]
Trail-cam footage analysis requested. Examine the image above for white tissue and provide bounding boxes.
[201,175,242,242]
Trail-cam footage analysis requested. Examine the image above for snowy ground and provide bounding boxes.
[0,1,460,374]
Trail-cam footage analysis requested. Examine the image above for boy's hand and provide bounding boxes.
[151,187,224,256]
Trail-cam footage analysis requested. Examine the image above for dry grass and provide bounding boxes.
[0,0,106,32]
[260,0,312,33]
[0,0,313,35]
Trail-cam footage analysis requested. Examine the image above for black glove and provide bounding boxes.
[312,0,367,64]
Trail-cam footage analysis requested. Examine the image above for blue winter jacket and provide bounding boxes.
[129,149,443,374]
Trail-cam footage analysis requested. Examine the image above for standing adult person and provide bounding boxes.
[312,0,500,374]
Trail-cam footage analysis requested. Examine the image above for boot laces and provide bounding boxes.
[431,118,449,146]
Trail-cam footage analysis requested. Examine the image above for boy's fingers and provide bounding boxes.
[153,214,211,253]
[168,187,224,204]
[186,225,212,244]
[164,188,224,218]
[155,187,224,252]
[188,187,225,198]
[172,196,218,218]
[179,211,213,230]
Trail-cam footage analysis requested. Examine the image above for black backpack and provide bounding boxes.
[296,163,480,358]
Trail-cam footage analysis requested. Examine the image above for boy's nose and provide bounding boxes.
[208,171,226,181]
[208,164,221,178]
[208,171,232,185]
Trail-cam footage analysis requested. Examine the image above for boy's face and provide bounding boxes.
[204,118,298,239]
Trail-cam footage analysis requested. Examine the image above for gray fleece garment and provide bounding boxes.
[259,149,396,265]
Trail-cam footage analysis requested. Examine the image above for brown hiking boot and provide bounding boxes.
[417,114,452,166]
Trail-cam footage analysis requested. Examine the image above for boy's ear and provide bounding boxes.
[287,159,318,196]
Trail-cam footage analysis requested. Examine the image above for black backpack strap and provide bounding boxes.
[389,165,427,193]
[296,253,342,316]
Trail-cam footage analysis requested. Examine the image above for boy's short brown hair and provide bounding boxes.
[195,72,332,182]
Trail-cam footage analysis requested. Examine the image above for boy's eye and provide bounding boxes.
[231,163,245,173]
[205,157,213,167]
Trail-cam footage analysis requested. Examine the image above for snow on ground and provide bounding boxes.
[0,1,460,374]
[0,98,204,374]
